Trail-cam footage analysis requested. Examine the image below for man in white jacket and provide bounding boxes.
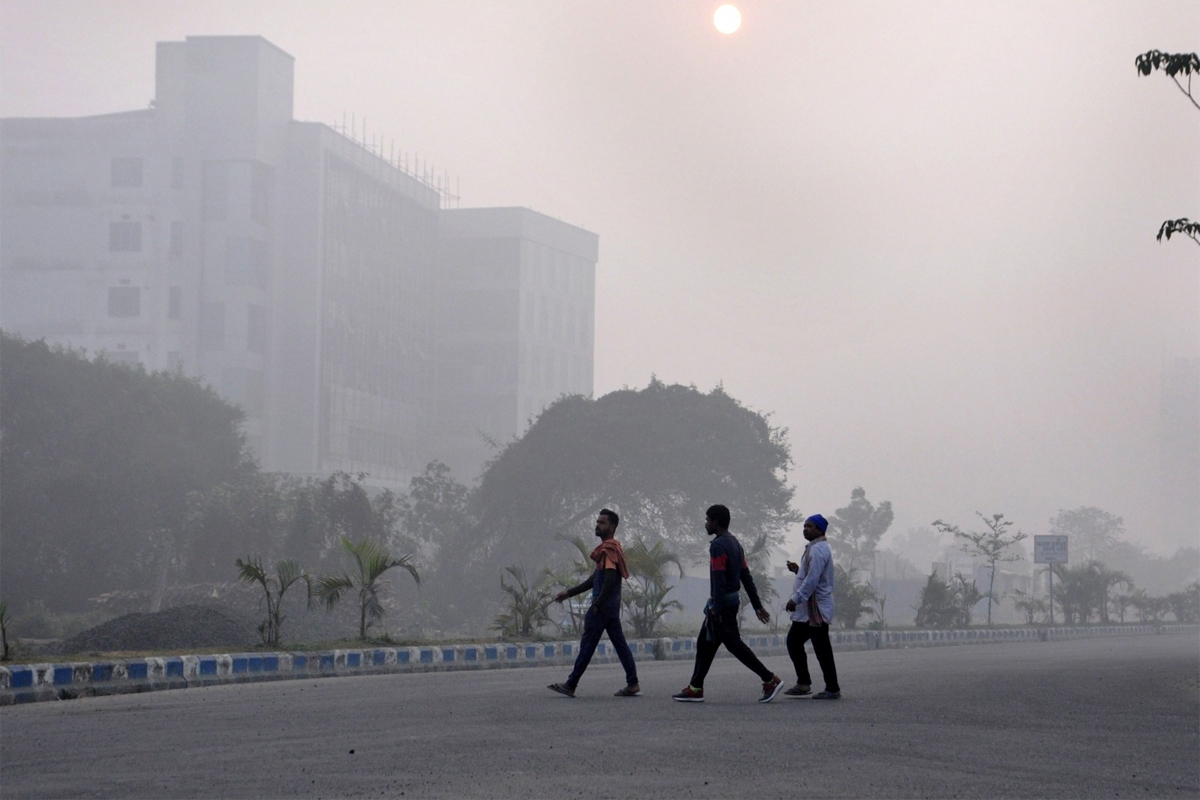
[784,514,841,699]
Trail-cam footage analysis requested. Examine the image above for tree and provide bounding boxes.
[183,473,299,585]
[1111,590,1135,624]
[1048,560,1132,624]
[1128,588,1167,623]
[950,574,984,627]
[1135,50,1200,248]
[1166,582,1200,623]
[455,380,799,621]
[933,513,1027,626]
[828,487,894,576]
[1156,218,1200,247]
[396,461,474,563]
[314,536,420,639]
[0,333,252,610]
[1136,51,1200,110]
[1093,563,1133,624]
[235,556,311,646]
[913,572,980,629]
[832,564,879,630]
[1010,589,1048,625]
[491,566,553,639]
[622,538,685,638]
[1048,507,1125,564]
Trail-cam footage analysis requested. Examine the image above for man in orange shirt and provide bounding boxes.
[548,508,640,697]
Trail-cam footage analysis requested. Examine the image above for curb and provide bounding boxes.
[2,624,1194,705]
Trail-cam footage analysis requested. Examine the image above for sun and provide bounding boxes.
[713,4,742,35]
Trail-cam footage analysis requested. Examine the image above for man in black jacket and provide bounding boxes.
[547,508,640,697]
[673,504,783,703]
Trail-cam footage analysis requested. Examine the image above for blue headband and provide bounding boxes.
[806,514,829,533]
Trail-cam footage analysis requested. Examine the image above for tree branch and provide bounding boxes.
[1171,74,1200,110]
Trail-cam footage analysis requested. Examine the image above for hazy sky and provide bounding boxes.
[2,1,1197,556]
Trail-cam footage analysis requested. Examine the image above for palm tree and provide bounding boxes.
[622,538,685,638]
[1093,563,1133,624]
[1010,588,1047,625]
[914,572,958,629]
[314,536,420,639]
[950,573,983,627]
[832,564,879,629]
[235,556,311,646]
[1111,591,1135,623]
[491,566,553,638]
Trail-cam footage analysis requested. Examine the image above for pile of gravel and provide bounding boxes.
[49,605,254,655]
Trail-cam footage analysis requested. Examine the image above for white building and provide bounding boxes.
[0,35,597,486]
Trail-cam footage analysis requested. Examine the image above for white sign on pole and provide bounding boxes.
[1034,535,1068,564]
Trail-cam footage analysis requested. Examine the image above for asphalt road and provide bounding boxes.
[1,633,1196,799]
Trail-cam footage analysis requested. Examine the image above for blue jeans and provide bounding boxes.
[566,607,638,689]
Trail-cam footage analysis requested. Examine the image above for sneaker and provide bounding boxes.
[759,674,784,703]
[614,684,640,697]
[812,690,841,700]
[783,683,812,697]
[672,685,705,702]
[547,682,575,697]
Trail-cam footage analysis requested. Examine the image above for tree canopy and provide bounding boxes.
[1135,50,1199,248]
[1048,506,1124,564]
[450,380,798,607]
[0,333,252,610]
[827,486,894,576]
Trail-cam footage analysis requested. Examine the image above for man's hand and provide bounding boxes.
[553,590,568,603]
[786,560,799,574]
[785,599,797,612]
[755,607,771,624]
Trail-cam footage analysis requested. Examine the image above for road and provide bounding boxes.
[1,633,1196,799]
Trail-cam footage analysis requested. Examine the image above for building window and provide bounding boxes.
[247,304,267,354]
[171,157,184,190]
[225,237,269,288]
[251,161,273,226]
[203,161,229,220]
[168,286,182,320]
[111,157,143,188]
[200,302,225,351]
[109,221,142,252]
[170,222,183,257]
[107,287,140,317]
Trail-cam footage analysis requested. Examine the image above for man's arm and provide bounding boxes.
[553,574,594,603]
[740,561,764,611]
[740,561,771,623]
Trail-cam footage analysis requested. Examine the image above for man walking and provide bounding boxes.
[673,504,784,703]
[784,514,841,699]
[548,508,640,697]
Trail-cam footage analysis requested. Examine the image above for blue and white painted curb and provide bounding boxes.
[1,623,1193,705]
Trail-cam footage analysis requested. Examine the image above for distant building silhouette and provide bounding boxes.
[0,35,596,486]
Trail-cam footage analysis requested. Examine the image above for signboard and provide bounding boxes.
[1034,535,1068,564]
